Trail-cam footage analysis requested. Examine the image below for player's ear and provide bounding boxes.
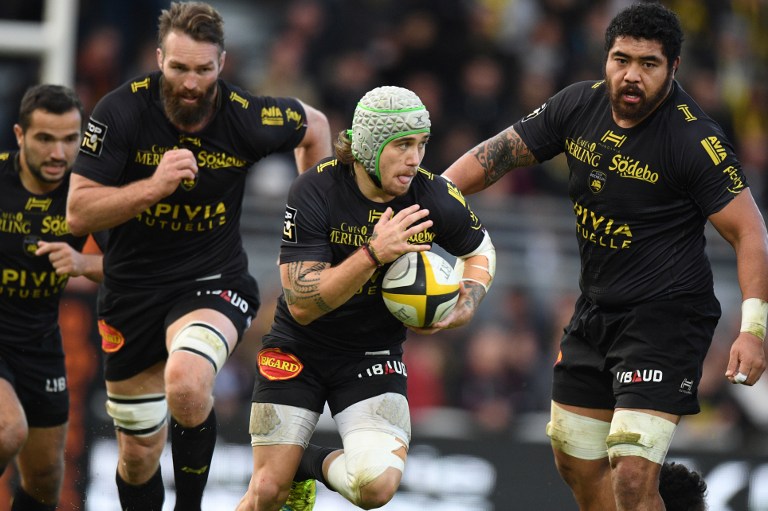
[218,50,226,74]
[156,47,164,71]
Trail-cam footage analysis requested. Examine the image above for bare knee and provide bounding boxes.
[611,456,660,508]
[165,362,213,425]
[357,468,401,510]
[244,470,290,510]
[118,434,165,483]
[19,463,63,504]
[0,419,27,464]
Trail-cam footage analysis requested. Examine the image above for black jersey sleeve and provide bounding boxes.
[514,81,601,163]
[667,112,746,218]
[279,165,333,264]
[426,173,488,256]
[75,82,143,186]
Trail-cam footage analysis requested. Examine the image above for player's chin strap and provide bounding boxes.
[454,230,495,293]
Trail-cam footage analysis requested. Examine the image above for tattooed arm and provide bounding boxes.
[442,126,537,195]
[280,205,434,325]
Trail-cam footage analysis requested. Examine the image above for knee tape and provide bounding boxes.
[606,410,676,464]
[248,403,320,447]
[327,430,406,505]
[106,393,167,436]
[546,402,610,460]
[170,322,229,374]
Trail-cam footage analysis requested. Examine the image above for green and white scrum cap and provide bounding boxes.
[350,86,430,184]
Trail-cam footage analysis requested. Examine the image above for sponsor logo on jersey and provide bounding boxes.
[573,201,633,250]
[25,197,52,211]
[608,154,659,184]
[616,369,663,384]
[197,289,250,314]
[601,130,626,148]
[445,179,467,207]
[179,135,201,147]
[98,320,125,353]
[679,378,694,395]
[676,104,697,122]
[81,118,108,157]
[282,205,298,243]
[261,106,285,126]
[357,360,407,379]
[134,202,227,232]
[229,91,249,109]
[0,152,9,160]
[258,348,303,380]
[589,170,606,194]
[368,210,384,223]
[0,212,31,234]
[721,165,745,194]
[701,136,727,165]
[329,221,369,247]
[566,137,604,166]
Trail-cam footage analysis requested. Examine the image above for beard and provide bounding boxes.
[24,150,68,185]
[606,70,673,123]
[161,77,217,129]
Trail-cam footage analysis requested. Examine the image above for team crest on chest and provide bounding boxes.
[589,170,607,194]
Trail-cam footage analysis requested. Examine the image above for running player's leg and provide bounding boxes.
[236,403,320,511]
[165,308,238,511]
[13,424,67,510]
[107,362,168,511]
[548,401,615,511]
[325,393,410,509]
[0,379,26,479]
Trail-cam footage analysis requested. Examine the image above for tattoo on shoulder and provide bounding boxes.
[471,127,536,188]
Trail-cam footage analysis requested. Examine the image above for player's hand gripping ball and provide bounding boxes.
[382,251,460,327]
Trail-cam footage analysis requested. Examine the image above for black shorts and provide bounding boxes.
[251,339,408,415]
[98,275,259,382]
[552,294,720,416]
[0,331,69,427]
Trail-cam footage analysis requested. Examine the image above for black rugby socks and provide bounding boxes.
[116,466,164,511]
[11,486,56,511]
[171,409,217,511]
[295,443,337,487]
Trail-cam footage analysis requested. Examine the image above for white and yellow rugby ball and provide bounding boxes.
[382,251,460,327]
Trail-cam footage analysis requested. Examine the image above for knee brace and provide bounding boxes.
[327,430,405,505]
[606,410,676,464]
[546,401,611,460]
[106,393,167,436]
[170,322,229,374]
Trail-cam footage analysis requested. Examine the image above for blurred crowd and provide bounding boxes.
[1,0,767,450]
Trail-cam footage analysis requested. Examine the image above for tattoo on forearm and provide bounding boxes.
[471,127,536,188]
[286,261,334,312]
[461,281,486,310]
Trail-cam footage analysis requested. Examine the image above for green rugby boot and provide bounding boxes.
[281,479,317,511]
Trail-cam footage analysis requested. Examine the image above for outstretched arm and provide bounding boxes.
[709,188,768,385]
[442,126,537,195]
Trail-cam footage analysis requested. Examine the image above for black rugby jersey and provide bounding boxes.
[0,152,88,342]
[74,71,308,290]
[266,158,488,353]
[515,80,745,306]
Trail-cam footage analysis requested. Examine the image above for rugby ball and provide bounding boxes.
[381,251,460,327]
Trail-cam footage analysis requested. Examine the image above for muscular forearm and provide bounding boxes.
[443,126,537,195]
[282,248,378,325]
[78,254,104,283]
[67,176,162,236]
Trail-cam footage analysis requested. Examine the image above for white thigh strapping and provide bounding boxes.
[248,403,320,448]
[606,410,677,464]
[546,401,611,460]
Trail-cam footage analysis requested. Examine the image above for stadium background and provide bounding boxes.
[0,0,767,509]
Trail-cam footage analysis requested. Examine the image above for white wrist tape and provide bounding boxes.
[741,298,768,341]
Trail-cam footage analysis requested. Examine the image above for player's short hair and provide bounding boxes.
[158,1,225,53]
[18,84,83,131]
[659,461,708,511]
[604,2,683,68]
